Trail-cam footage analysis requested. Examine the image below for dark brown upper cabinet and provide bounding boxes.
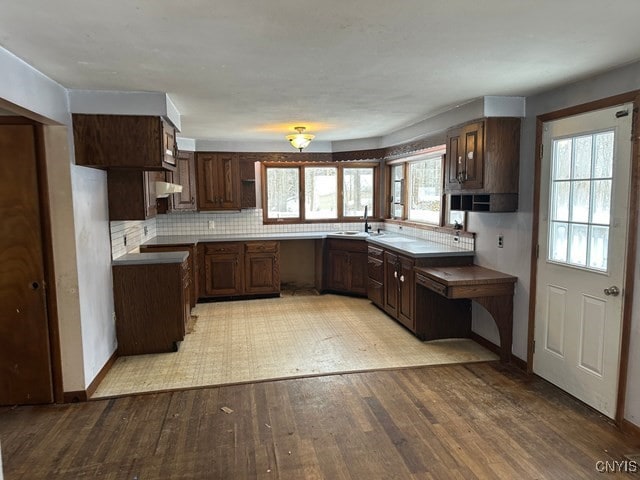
[196,152,241,211]
[445,117,520,212]
[107,170,165,221]
[72,114,177,170]
[170,151,197,211]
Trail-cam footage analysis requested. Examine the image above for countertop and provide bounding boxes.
[112,251,189,266]
[415,265,517,286]
[139,231,474,259]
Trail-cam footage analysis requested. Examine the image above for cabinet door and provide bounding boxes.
[445,121,485,192]
[460,121,484,189]
[245,253,280,294]
[327,250,350,291]
[349,251,368,295]
[107,170,160,221]
[196,153,221,210]
[397,255,415,330]
[196,152,241,211]
[204,252,243,296]
[445,127,462,191]
[383,252,398,316]
[218,153,241,209]
[162,119,177,167]
[172,151,197,210]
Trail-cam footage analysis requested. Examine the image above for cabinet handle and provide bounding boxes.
[400,275,405,283]
[394,271,398,278]
[191,197,195,204]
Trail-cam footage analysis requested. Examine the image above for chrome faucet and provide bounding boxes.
[363,205,371,233]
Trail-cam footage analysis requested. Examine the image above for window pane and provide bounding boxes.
[266,168,299,219]
[591,179,611,225]
[593,131,614,178]
[549,222,568,262]
[305,167,337,219]
[568,224,588,266]
[589,225,609,271]
[407,157,442,224]
[551,181,570,221]
[572,135,592,179]
[391,164,404,219]
[570,180,590,223]
[553,139,572,180]
[343,168,374,217]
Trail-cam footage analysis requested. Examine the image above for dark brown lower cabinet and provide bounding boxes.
[325,238,367,296]
[244,241,280,294]
[112,257,190,356]
[368,243,474,338]
[140,243,198,308]
[384,251,415,331]
[200,241,280,298]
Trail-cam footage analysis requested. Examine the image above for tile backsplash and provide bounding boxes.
[110,209,474,259]
[110,218,157,259]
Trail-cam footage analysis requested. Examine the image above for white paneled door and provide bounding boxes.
[534,104,632,418]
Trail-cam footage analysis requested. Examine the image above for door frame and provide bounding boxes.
[0,116,64,403]
[527,91,640,426]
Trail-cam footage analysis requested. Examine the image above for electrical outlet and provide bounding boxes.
[144,226,148,236]
[123,235,127,246]
[208,220,215,230]
[497,234,504,248]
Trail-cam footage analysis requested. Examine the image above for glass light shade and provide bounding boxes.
[286,127,315,152]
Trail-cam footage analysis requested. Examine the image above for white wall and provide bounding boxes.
[70,165,117,387]
[0,45,117,392]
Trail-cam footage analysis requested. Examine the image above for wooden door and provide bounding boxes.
[383,252,398,316]
[534,105,632,418]
[196,153,222,210]
[397,255,415,330]
[204,253,243,296]
[327,250,349,291]
[173,151,197,211]
[445,127,462,191]
[218,153,240,209]
[0,124,54,405]
[245,253,279,294]
[459,121,484,189]
[349,251,368,295]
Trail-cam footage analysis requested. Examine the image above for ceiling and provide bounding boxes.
[1,1,640,143]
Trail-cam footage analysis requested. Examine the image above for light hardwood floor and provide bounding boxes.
[1,362,638,479]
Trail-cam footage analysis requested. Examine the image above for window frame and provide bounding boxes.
[385,147,446,227]
[261,161,380,224]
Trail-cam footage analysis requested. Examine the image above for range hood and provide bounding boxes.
[155,181,183,198]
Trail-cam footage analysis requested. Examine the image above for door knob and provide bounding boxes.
[604,285,620,296]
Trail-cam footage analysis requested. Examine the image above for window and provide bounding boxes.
[266,167,300,220]
[387,146,445,226]
[263,162,378,223]
[305,167,338,219]
[407,155,442,224]
[343,167,374,217]
[548,130,614,271]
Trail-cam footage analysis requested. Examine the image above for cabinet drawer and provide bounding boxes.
[245,241,279,253]
[368,257,383,282]
[416,273,448,297]
[368,245,384,260]
[203,242,241,255]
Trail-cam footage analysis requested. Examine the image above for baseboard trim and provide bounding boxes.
[470,332,527,370]
[621,419,640,440]
[63,390,87,403]
[86,349,118,399]
[63,349,118,403]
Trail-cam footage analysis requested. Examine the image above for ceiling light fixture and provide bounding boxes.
[286,126,315,152]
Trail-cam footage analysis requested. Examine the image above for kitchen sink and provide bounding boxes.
[332,231,361,235]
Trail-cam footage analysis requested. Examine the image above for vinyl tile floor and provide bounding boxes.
[92,293,497,398]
